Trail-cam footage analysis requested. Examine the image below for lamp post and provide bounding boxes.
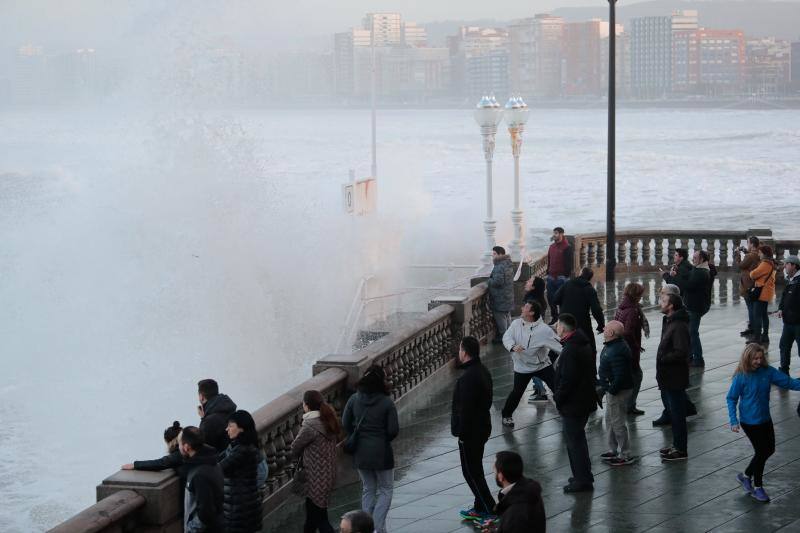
[474,96,504,269]
[504,96,530,262]
[606,0,618,281]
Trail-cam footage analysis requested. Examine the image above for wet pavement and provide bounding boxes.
[268,274,800,532]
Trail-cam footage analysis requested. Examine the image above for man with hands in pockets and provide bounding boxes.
[501,300,563,428]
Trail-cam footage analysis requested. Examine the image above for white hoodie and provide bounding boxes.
[502,317,563,373]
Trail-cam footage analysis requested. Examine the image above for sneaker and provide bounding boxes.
[563,482,593,493]
[687,404,698,417]
[736,473,753,493]
[662,450,688,461]
[501,417,515,428]
[608,456,636,466]
[474,515,499,529]
[740,328,753,337]
[751,487,770,503]
[659,446,674,456]
[652,417,670,427]
[628,408,645,415]
[528,393,549,403]
[600,451,618,460]
[460,508,486,521]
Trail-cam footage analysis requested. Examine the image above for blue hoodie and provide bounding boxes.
[726,366,800,426]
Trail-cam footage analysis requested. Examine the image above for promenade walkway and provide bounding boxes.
[270,275,800,532]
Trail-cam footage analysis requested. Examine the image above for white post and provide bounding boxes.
[508,124,525,261]
[370,26,377,180]
[480,125,498,268]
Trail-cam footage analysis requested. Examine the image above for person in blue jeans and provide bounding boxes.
[727,343,800,503]
[545,227,573,324]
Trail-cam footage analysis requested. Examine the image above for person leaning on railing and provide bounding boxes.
[121,421,189,507]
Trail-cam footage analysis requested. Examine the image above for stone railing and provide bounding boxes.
[50,283,496,533]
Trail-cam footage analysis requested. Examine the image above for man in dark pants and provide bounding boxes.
[452,336,496,522]
[656,293,691,461]
[684,250,712,367]
[552,267,605,357]
[778,255,800,374]
[553,313,598,492]
[179,426,225,533]
[546,227,573,324]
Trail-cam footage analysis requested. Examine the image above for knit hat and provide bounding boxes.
[784,255,800,267]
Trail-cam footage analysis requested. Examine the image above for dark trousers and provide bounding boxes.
[752,300,769,337]
[546,275,566,320]
[745,296,754,329]
[779,323,800,371]
[741,420,775,487]
[628,366,643,411]
[501,366,556,418]
[458,438,495,514]
[304,498,334,533]
[562,415,593,486]
[688,310,704,363]
[662,388,688,453]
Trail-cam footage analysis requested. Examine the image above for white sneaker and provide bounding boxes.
[501,417,515,428]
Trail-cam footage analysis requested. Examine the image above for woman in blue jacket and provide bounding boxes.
[727,343,800,502]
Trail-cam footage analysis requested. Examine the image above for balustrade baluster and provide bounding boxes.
[580,243,587,268]
[708,239,716,264]
[630,239,640,266]
[617,239,626,266]
[720,239,729,268]
[667,238,676,262]
[587,242,596,267]
[596,241,605,265]
[655,238,664,267]
[642,238,651,266]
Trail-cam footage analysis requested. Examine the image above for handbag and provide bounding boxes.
[290,456,307,496]
[748,268,772,300]
[342,407,369,455]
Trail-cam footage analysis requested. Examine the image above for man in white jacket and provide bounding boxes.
[501,300,564,428]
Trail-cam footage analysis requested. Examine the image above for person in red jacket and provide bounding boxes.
[545,227,573,324]
[614,282,649,415]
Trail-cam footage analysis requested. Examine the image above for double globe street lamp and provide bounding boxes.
[474,95,530,269]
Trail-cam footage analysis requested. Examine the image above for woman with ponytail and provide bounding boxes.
[291,390,340,533]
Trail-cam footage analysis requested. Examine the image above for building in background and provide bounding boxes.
[448,26,509,99]
[13,45,47,104]
[672,29,745,96]
[562,19,604,97]
[744,37,791,96]
[362,13,403,47]
[792,41,800,92]
[531,14,565,98]
[508,18,536,97]
[601,25,630,99]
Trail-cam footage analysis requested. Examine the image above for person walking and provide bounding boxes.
[727,343,800,502]
[500,300,563,428]
[553,313,597,492]
[552,267,605,356]
[452,336,496,523]
[197,379,238,452]
[342,365,399,533]
[778,256,800,374]
[684,250,712,367]
[748,246,777,345]
[488,246,515,342]
[614,282,649,415]
[219,410,262,533]
[482,451,546,533]
[546,227,573,324]
[291,390,341,533]
[179,426,226,533]
[524,277,550,402]
[739,236,761,338]
[597,321,635,466]
[656,293,691,462]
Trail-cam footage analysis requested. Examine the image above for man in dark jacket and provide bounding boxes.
[488,246,515,342]
[198,379,238,452]
[656,294,691,462]
[662,248,692,294]
[452,336,496,521]
[552,267,605,356]
[778,255,800,374]
[546,227,573,324]
[486,451,545,533]
[683,250,712,367]
[597,321,635,466]
[179,426,225,533]
[738,236,761,337]
[553,314,597,492]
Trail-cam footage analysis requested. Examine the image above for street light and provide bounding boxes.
[607,0,618,281]
[474,95,504,269]
[504,96,530,262]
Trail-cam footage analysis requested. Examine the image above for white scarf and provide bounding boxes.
[302,410,320,420]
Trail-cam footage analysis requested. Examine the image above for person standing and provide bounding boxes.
[778,256,800,374]
[488,246,515,342]
[339,510,375,533]
[483,451,546,533]
[291,390,340,533]
[727,343,800,502]
[342,365,399,533]
[614,282,648,415]
[179,426,225,533]
[452,336,496,522]
[500,300,563,427]
[524,277,550,402]
[552,267,605,356]
[656,293,691,462]
[546,227,573,324]
[553,313,597,492]
[684,250,712,367]
[662,248,692,295]
[597,321,635,466]
[749,246,777,345]
[739,236,761,338]
[197,379,238,452]
[219,410,262,533]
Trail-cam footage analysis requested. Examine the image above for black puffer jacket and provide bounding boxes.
[780,275,800,325]
[656,308,690,390]
[494,477,546,533]
[342,391,400,471]
[552,277,604,353]
[219,440,262,533]
[684,265,711,315]
[451,358,493,441]
[553,329,598,418]
[200,394,237,452]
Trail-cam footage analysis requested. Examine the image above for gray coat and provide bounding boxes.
[342,391,399,471]
[488,254,515,312]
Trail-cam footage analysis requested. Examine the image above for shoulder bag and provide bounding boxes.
[342,407,370,455]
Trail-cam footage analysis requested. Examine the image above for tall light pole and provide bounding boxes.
[474,96,504,269]
[504,96,530,262]
[606,0,618,281]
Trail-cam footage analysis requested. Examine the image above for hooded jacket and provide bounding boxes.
[553,329,598,418]
[200,394,238,452]
[451,357,493,441]
[342,390,400,471]
[219,439,262,533]
[493,477,546,533]
[552,276,605,353]
[656,308,691,390]
[184,445,225,533]
[488,254,515,312]
[502,317,562,373]
[598,337,634,395]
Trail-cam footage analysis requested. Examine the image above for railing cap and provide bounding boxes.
[101,469,175,488]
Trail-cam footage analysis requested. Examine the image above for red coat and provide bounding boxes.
[614,295,643,369]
